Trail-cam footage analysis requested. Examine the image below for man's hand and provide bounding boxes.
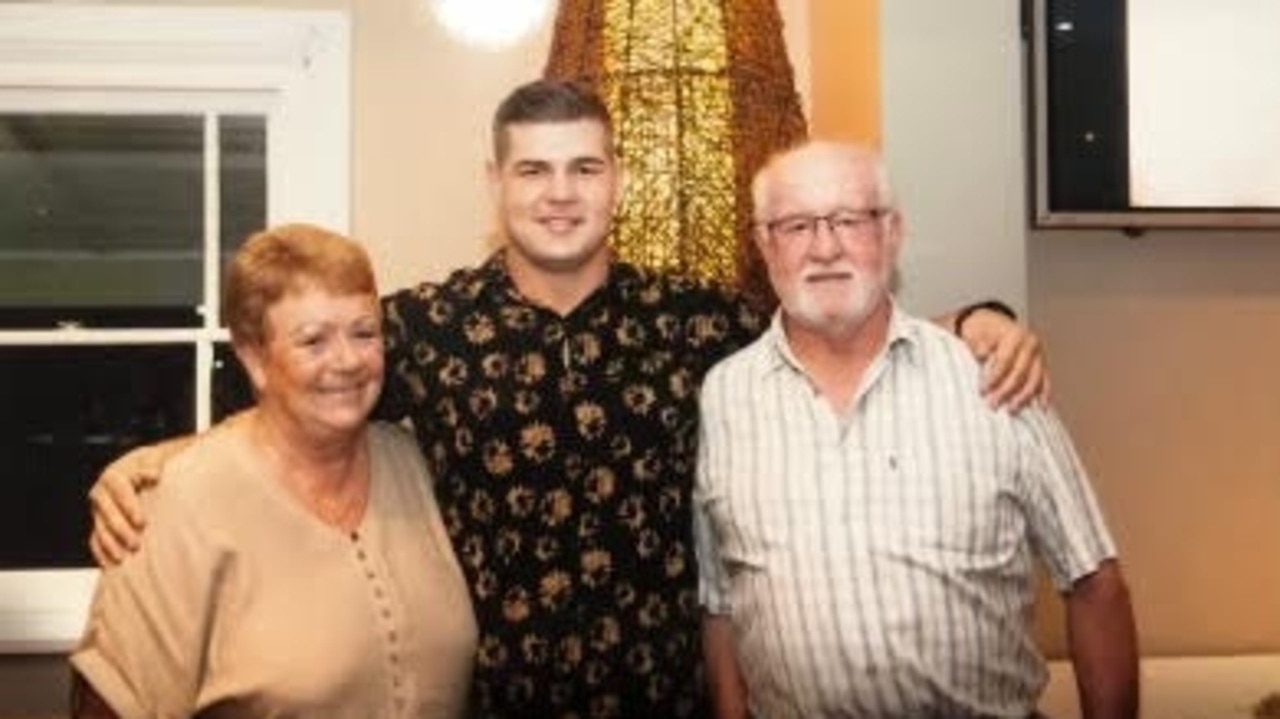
[87,444,170,566]
[957,308,1050,411]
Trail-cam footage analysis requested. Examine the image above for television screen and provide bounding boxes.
[1027,0,1280,229]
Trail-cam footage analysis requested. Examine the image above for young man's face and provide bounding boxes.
[489,119,624,278]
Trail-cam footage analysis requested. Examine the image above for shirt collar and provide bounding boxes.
[762,300,921,377]
[475,248,642,311]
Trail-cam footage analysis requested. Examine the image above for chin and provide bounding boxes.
[784,295,870,329]
[316,413,371,437]
[513,235,608,270]
[315,398,377,429]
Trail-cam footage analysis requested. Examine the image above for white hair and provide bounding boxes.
[750,140,896,224]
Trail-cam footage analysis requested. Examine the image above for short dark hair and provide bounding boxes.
[491,79,614,162]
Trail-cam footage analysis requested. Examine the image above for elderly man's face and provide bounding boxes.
[756,151,900,337]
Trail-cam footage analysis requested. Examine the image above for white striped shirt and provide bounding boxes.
[694,308,1117,719]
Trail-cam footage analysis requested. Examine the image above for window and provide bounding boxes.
[0,5,349,651]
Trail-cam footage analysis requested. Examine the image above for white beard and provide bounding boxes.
[777,262,891,337]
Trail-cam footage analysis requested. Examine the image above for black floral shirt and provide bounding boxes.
[378,252,764,718]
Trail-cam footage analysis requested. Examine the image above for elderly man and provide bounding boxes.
[695,141,1139,719]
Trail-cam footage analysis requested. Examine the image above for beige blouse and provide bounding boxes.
[72,422,477,719]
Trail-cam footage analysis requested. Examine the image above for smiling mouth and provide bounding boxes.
[540,216,581,232]
[320,385,370,397]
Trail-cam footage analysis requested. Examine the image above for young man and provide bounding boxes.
[90,81,1049,718]
[695,141,1138,719]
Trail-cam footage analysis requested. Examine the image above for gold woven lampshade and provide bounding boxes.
[545,0,807,307]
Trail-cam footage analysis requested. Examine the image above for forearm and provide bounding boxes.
[703,613,749,719]
[931,300,1017,336]
[1066,560,1140,719]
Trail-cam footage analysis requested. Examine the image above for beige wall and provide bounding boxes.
[812,0,1280,658]
[809,0,878,145]
[1029,229,1280,656]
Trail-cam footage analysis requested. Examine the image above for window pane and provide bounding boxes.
[213,342,255,422]
[0,345,195,568]
[0,114,204,329]
[220,114,267,264]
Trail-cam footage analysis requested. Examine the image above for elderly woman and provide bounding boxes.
[70,224,476,718]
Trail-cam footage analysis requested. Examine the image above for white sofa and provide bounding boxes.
[1038,654,1280,719]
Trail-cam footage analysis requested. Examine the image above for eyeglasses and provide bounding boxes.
[763,208,891,244]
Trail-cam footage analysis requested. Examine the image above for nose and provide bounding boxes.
[330,335,363,371]
[547,169,578,202]
[807,217,843,260]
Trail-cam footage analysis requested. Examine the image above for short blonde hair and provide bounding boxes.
[223,223,376,347]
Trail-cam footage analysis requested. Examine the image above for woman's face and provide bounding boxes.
[239,284,384,440]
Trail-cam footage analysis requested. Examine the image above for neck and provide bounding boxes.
[783,298,892,414]
[249,406,364,474]
[503,248,611,316]
[246,408,370,531]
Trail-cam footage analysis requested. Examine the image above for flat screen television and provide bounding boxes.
[1026,0,1280,230]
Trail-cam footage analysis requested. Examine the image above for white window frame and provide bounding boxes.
[0,4,350,653]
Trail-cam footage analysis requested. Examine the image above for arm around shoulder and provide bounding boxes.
[934,299,1049,411]
[88,411,253,565]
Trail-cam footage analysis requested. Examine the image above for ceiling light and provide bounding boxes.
[429,0,552,49]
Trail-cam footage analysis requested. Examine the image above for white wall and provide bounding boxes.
[879,1,1027,317]
[876,0,1280,661]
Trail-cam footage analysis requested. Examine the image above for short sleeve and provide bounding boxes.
[70,481,225,719]
[694,370,733,616]
[1014,406,1118,590]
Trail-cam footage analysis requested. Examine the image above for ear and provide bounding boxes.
[234,342,269,395]
[884,209,905,258]
[486,158,502,201]
[753,221,772,256]
[613,162,629,213]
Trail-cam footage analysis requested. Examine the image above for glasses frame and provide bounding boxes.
[762,207,893,245]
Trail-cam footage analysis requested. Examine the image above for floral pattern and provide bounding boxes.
[379,253,761,718]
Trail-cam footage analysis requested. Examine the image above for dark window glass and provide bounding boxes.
[212,342,255,422]
[220,115,266,270]
[1044,0,1129,211]
[0,345,195,568]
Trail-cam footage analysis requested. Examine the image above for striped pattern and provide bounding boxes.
[694,308,1117,719]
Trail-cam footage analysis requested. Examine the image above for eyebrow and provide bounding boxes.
[510,156,608,171]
